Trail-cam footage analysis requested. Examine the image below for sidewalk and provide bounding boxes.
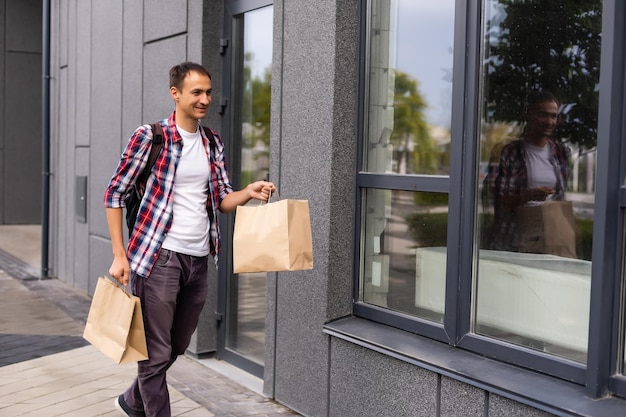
[0,225,299,417]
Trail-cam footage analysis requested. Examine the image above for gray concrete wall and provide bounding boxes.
[50,0,215,352]
[0,0,6,225]
[49,0,209,297]
[0,0,42,224]
[264,1,358,415]
[328,338,555,417]
[329,338,439,416]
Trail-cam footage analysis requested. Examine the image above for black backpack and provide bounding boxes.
[124,123,164,237]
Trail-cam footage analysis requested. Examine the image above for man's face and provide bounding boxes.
[527,100,559,138]
[171,70,212,122]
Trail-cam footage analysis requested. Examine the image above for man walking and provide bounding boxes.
[104,61,274,417]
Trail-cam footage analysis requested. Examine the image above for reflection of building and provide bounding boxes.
[570,148,596,194]
[430,124,451,174]
[391,125,451,175]
[7,1,626,416]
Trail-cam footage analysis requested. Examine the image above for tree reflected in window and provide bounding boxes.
[475,0,601,362]
[484,0,601,150]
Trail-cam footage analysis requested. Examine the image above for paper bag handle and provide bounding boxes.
[262,188,280,204]
[101,275,133,298]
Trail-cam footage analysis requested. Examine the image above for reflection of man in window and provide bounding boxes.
[487,90,571,253]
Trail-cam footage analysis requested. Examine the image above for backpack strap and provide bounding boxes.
[201,126,216,148]
[137,124,208,185]
[137,123,164,185]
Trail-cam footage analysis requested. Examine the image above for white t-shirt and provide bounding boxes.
[161,125,211,257]
[524,142,557,190]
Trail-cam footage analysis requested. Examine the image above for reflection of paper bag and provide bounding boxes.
[233,199,313,273]
[83,277,148,364]
[517,200,576,258]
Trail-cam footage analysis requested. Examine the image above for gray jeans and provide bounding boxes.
[124,248,209,417]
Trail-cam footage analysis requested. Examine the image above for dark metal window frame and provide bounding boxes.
[353,0,626,400]
[216,0,273,379]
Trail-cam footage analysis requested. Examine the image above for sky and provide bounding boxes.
[242,1,456,127]
[244,6,273,78]
[395,0,456,127]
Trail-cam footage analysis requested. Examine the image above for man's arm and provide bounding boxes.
[103,124,156,285]
[219,181,275,213]
[106,207,131,285]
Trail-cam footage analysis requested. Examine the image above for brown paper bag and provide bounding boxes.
[233,199,313,273]
[517,200,577,258]
[83,276,148,364]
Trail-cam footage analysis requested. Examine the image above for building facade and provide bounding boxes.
[0,0,42,224]
[35,0,626,416]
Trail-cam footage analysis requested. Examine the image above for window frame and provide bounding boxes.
[216,0,274,379]
[591,0,626,397]
[353,0,626,399]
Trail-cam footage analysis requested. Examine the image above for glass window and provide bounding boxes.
[360,0,455,322]
[365,0,454,175]
[361,189,448,322]
[474,0,601,363]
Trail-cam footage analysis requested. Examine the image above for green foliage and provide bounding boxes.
[405,212,448,248]
[249,69,271,145]
[485,0,601,150]
[240,170,254,189]
[575,217,593,261]
[392,71,429,141]
[413,192,448,206]
[392,71,441,174]
[242,53,272,148]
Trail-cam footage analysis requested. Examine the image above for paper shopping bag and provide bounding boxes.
[233,199,313,273]
[517,200,577,258]
[83,276,148,364]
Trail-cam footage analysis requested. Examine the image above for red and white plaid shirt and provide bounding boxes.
[104,111,233,277]
[487,138,570,251]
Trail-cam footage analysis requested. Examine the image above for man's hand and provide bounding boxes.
[530,186,556,202]
[247,181,275,202]
[220,181,276,212]
[105,207,129,285]
[109,255,131,286]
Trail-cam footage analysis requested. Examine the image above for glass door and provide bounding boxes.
[217,2,273,378]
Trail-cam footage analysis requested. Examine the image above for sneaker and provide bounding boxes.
[114,394,145,417]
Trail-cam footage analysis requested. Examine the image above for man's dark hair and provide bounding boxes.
[526,90,560,114]
[169,62,212,90]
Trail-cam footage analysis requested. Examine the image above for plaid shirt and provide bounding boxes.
[104,111,233,277]
[487,138,570,251]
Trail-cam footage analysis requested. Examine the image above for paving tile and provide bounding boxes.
[0,336,88,367]
[177,409,217,417]
[0,346,206,417]
[0,239,300,417]
[0,401,47,416]
[172,397,205,409]
[61,398,118,417]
